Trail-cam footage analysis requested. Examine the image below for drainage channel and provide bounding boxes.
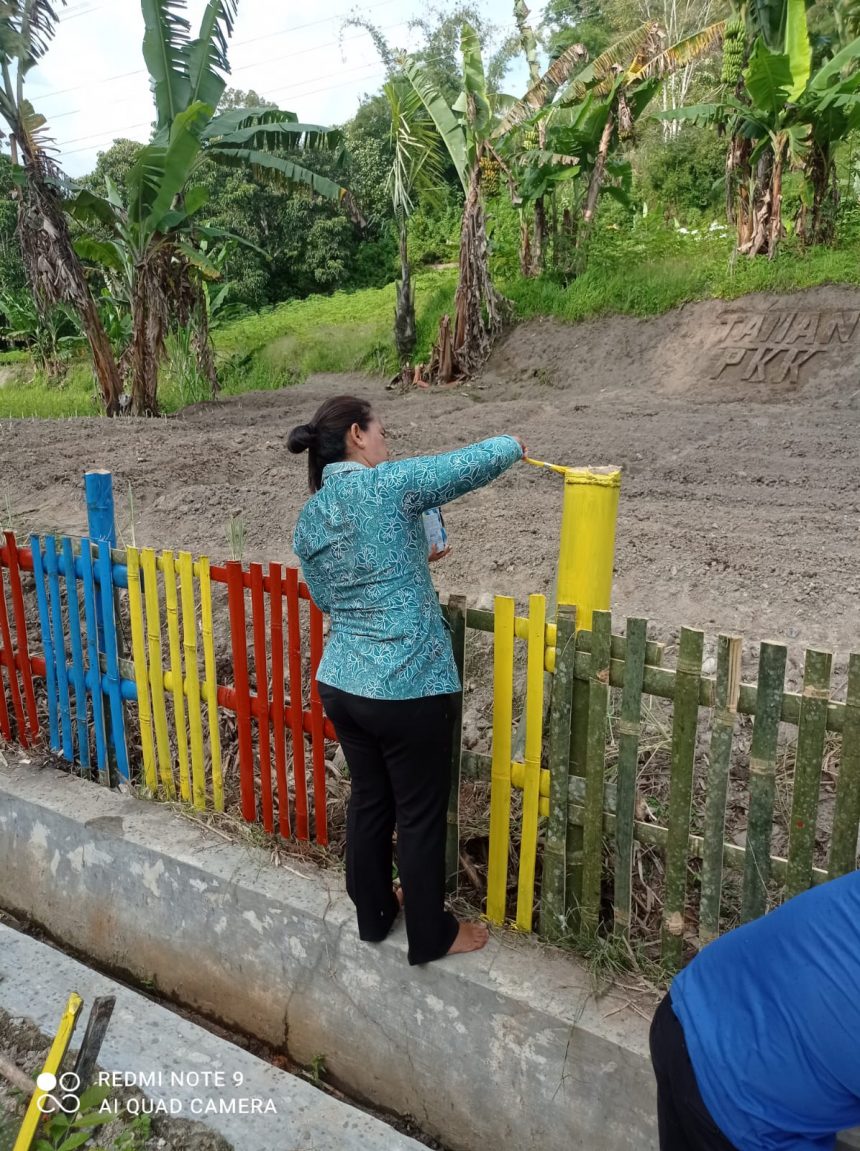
[0,906,446,1151]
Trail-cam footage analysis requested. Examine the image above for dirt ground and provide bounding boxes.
[4,284,859,684]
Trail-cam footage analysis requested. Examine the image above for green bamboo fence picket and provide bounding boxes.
[540,605,576,940]
[741,642,788,923]
[580,610,612,937]
[613,617,647,940]
[445,595,467,894]
[698,635,742,945]
[785,649,833,898]
[661,627,704,970]
[829,654,860,879]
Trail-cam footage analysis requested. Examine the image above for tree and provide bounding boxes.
[663,0,860,254]
[72,0,346,414]
[403,24,512,380]
[0,0,123,412]
[385,79,446,368]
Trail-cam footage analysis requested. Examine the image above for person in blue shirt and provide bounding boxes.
[650,870,860,1150]
[289,395,525,965]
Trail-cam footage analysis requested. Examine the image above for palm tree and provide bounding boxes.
[384,79,446,373]
[0,0,123,413]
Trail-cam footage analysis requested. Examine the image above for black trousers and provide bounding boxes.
[318,684,460,965]
[649,993,738,1151]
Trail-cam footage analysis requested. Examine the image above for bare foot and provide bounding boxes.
[394,886,404,910]
[447,920,489,955]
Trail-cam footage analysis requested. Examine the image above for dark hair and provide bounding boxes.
[288,395,374,493]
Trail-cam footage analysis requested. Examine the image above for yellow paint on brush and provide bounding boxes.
[516,594,546,932]
[13,993,83,1151]
[163,550,190,803]
[141,547,174,799]
[557,467,621,631]
[126,548,157,793]
[199,556,224,812]
[178,552,206,811]
[486,595,515,925]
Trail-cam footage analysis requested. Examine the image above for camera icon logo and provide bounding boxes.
[35,1071,82,1115]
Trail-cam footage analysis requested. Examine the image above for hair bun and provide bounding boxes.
[287,422,317,454]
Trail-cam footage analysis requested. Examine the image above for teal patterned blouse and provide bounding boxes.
[293,436,523,700]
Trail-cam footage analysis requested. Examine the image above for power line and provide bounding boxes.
[33,0,402,105]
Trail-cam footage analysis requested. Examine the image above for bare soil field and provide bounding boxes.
[4,284,859,681]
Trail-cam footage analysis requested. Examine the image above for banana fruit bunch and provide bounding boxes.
[721,17,746,87]
[479,153,501,196]
[521,124,539,151]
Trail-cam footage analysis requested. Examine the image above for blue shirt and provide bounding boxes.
[293,436,523,700]
[671,872,860,1151]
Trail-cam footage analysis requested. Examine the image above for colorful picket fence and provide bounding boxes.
[4,518,860,967]
[0,531,336,845]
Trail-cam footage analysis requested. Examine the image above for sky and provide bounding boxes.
[25,0,533,177]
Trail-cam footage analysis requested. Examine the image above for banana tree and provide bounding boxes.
[384,79,446,371]
[661,0,860,254]
[0,0,123,412]
[403,23,512,380]
[69,104,265,414]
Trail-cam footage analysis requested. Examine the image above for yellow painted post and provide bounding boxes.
[198,556,224,812]
[178,552,206,811]
[125,548,157,793]
[141,548,175,799]
[556,467,621,628]
[163,550,191,803]
[487,596,515,925]
[516,593,546,932]
[13,993,83,1151]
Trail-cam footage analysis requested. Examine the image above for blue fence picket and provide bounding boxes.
[62,536,90,771]
[97,540,129,781]
[80,538,108,782]
[30,535,59,752]
[44,536,73,759]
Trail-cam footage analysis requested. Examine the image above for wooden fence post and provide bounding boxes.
[445,595,467,895]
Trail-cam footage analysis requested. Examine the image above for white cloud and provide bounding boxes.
[24,0,529,177]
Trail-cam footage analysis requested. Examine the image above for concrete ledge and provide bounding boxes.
[0,762,658,1151]
[0,924,426,1151]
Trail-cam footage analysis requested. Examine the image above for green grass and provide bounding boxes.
[3,225,860,420]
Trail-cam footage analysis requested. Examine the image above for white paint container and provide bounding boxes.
[422,508,448,555]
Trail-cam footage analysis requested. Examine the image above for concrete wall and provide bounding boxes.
[1,762,857,1151]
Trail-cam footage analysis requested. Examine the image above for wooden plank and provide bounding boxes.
[445,595,467,895]
[785,648,832,899]
[227,560,256,823]
[580,610,612,937]
[125,547,157,791]
[4,531,38,739]
[97,540,129,782]
[661,626,704,971]
[141,548,175,799]
[486,596,515,925]
[45,535,73,759]
[540,604,576,941]
[250,562,274,833]
[269,562,290,836]
[741,641,788,923]
[72,996,116,1090]
[613,617,648,940]
[0,555,27,746]
[199,556,223,812]
[699,635,742,945]
[80,538,108,784]
[285,566,308,840]
[829,653,860,878]
[516,594,546,932]
[309,600,327,844]
[62,536,90,771]
[179,551,206,811]
[163,550,191,803]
